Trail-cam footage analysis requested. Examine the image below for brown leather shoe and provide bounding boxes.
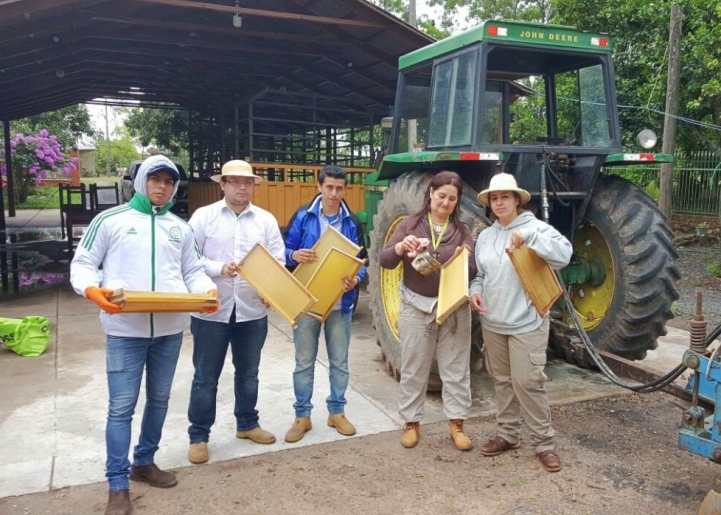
[449,419,473,451]
[105,489,131,515]
[479,436,520,456]
[188,442,209,464]
[236,426,276,444]
[401,422,420,448]
[129,463,177,488]
[285,417,312,443]
[327,413,356,436]
[538,450,562,472]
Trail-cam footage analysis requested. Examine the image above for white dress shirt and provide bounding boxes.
[189,198,285,323]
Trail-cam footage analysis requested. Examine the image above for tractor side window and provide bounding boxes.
[396,65,432,153]
[428,51,477,148]
[554,64,611,147]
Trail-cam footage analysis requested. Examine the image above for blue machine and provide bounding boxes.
[679,349,721,462]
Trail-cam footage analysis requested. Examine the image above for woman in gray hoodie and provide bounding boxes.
[470,173,572,473]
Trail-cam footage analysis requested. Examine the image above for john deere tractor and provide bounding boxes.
[364,20,680,378]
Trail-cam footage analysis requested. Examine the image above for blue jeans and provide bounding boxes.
[188,315,268,443]
[105,332,183,492]
[292,310,352,417]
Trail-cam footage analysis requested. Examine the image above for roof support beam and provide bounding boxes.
[129,0,387,29]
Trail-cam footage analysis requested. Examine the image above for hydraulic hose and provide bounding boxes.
[558,272,721,392]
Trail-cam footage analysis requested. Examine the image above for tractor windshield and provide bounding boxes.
[481,45,615,149]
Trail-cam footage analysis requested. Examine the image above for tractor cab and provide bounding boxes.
[379,20,625,237]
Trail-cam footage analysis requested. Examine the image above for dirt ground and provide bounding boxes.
[2,391,720,515]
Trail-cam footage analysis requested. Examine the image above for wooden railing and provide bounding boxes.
[188,162,374,227]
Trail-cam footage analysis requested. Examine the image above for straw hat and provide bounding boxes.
[477,173,531,206]
[211,160,263,184]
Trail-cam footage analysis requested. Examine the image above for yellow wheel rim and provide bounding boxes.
[380,216,405,341]
[565,221,615,331]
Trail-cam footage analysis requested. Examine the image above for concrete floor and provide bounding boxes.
[0,280,697,500]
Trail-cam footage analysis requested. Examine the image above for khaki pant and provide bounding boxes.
[397,302,472,422]
[482,317,555,453]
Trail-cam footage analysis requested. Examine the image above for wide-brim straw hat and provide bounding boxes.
[477,173,531,206]
[211,160,263,184]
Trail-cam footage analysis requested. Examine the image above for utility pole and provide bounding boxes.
[659,5,683,219]
[407,0,417,152]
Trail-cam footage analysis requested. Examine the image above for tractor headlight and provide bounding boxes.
[636,129,658,150]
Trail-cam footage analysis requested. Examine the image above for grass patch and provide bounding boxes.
[2,185,62,209]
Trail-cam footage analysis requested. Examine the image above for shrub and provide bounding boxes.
[0,129,78,204]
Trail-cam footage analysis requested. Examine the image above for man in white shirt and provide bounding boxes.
[186,160,285,465]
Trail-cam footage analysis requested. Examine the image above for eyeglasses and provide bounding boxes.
[223,178,255,187]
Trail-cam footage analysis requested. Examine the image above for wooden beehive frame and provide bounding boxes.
[304,248,365,322]
[506,244,563,317]
[237,242,317,327]
[436,246,470,325]
[293,225,361,285]
[107,289,219,313]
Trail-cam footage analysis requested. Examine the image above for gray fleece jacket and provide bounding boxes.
[469,211,572,335]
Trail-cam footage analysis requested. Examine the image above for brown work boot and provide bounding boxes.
[285,417,312,443]
[480,436,520,457]
[236,427,276,444]
[449,419,473,451]
[401,422,420,448]
[105,489,131,515]
[537,450,562,472]
[327,413,357,436]
[188,442,209,464]
[129,463,177,488]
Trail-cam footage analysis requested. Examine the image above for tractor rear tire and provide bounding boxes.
[565,174,680,362]
[368,171,488,384]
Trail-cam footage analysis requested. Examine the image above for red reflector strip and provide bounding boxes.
[459,152,499,161]
[622,153,655,161]
[591,37,609,47]
[487,26,507,36]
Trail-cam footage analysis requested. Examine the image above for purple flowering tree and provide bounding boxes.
[0,129,78,204]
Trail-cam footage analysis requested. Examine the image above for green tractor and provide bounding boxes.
[363,20,680,378]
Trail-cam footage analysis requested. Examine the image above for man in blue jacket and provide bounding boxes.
[283,165,367,443]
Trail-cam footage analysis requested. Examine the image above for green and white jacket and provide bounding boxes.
[70,156,214,338]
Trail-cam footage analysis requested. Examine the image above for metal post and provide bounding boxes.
[0,120,8,293]
[4,120,15,217]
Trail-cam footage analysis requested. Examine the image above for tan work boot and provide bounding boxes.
[188,442,209,464]
[285,416,312,443]
[236,427,276,444]
[449,419,473,451]
[129,463,177,488]
[401,422,420,448]
[327,413,356,436]
[105,489,131,515]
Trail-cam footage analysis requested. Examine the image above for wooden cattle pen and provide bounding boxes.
[188,162,373,227]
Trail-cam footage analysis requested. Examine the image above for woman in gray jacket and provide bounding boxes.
[470,173,572,473]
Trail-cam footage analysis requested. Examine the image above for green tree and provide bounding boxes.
[369,0,452,38]
[552,0,721,152]
[428,0,554,30]
[123,106,189,156]
[11,105,96,150]
[94,137,142,177]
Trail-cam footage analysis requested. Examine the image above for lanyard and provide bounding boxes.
[427,212,449,251]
